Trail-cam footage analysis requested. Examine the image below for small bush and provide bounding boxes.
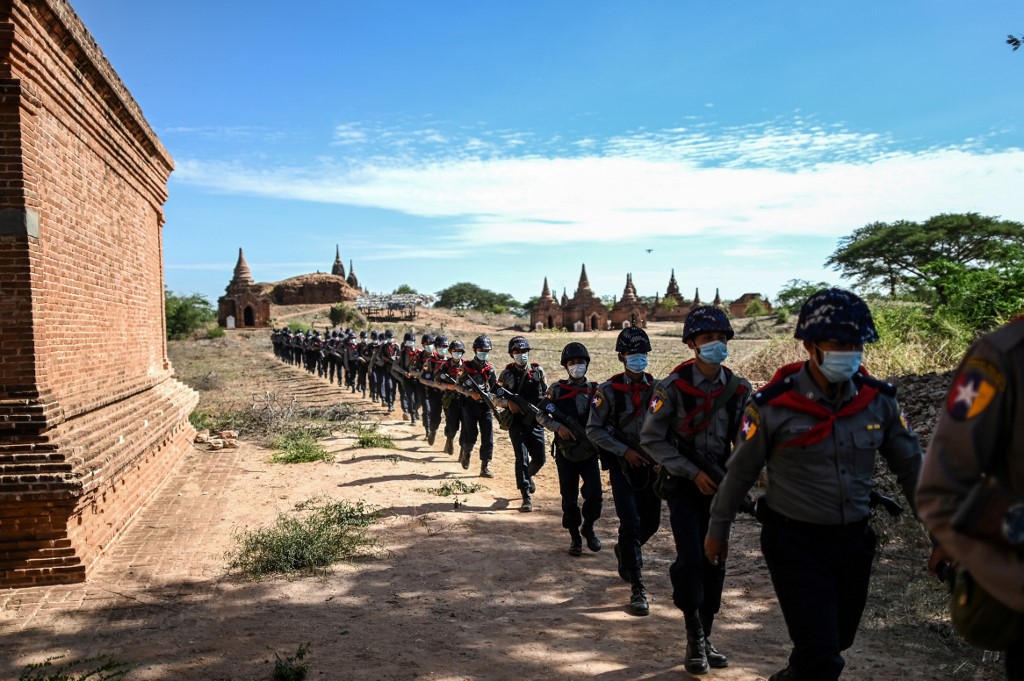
[271,430,333,464]
[272,643,311,681]
[206,325,226,339]
[19,655,131,681]
[227,497,378,578]
[189,409,215,431]
[355,423,394,449]
[424,480,483,497]
[328,303,366,328]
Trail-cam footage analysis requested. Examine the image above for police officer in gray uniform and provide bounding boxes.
[639,306,750,671]
[706,289,923,681]
[917,315,1024,680]
[588,326,661,617]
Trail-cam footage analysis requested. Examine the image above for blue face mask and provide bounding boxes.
[424,345,435,353]
[514,353,529,366]
[476,352,489,362]
[451,351,463,360]
[698,340,729,365]
[818,350,863,383]
[624,354,649,373]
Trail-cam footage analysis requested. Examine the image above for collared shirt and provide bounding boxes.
[709,363,922,541]
[538,378,597,436]
[639,361,751,479]
[587,371,655,458]
[497,362,548,426]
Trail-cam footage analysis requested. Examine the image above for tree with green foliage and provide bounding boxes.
[825,213,1024,302]
[745,298,767,317]
[165,290,215,340]
[435,282,520,313]
[393,284,418,294]
[775,279,833,312]
[925,244,1024,333]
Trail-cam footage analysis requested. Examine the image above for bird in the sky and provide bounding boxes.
[645,249,653,254]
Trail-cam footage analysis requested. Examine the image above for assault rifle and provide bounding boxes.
[537,397,595,462]
[496,386,542,418]
[462,374,499,415]
[658,428,756,514]
[869,491,903,517]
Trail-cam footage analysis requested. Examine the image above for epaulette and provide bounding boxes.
[988,317,1024,353]
[858,373,897,397]
[530,362,541,368]
[752,376,797,407]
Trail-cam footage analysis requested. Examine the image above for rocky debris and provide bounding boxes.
[887,371,955,449]
[194,429,239,451]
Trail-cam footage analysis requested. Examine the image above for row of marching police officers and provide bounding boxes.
[272,290,940,681]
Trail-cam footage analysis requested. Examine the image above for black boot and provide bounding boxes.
[519,490,533,513]
[684,612,709,674]
[701,612,728,668]
[581,523,602,552]
[568,531,583,556]
[444,436,454,455]
[427,429,437,446]
[628,572,649,616]
[480,461,494,478]
[458,446,471,469]
[612,543,630,583]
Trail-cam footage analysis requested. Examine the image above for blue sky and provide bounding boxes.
[72,1,1024,307]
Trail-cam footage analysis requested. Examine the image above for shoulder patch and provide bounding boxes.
[592,392,604,409]
[946,368,1001,421]
[648,388,668,414]
[740,406,760,441]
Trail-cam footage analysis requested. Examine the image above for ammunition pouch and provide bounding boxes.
[496,408,515,431]
[950,566,1024,650]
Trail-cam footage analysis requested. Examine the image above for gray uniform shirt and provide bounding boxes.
[639,362,751,479]
[586,372,655,458]
[917,319,1024,610]
[709,362,922,542]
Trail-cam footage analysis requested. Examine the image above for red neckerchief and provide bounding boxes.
[555,380,593,401]
[765,362,879,448]
[669,360,747,435]
[462,362,494,377]
[608,372,652,422]
[504,362,536,382]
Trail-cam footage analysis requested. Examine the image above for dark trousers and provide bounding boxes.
[760,504,876,681]
[443,395,463,441]
[1009,641,1024,681]
[460,400,493,462]
[667,480,725,616]
[369,366,382,400]
[357,365,368,394]
[554,451,602,531]
[344,361,356,388]
[508,421,546,491]
[425,388,443,435]
[609,462,661,574]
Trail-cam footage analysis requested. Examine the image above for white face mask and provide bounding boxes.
[424,345,435,353]
[514,353,529,366]
[403,341,415,347]
[567,363,588,379]
[437,348,449,357]
[451,351,464,360]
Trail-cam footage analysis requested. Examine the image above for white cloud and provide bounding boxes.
[172,120,1024,251]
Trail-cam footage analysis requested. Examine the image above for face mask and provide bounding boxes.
[698,340,729,365]
[404,341,415,347]
[476,352,489,362]
[424,345,435,353]
[817,350,863,383]
[624,354,649,373]
[514,353,529,366]
[451,351,464,360]
[437,348,449,357]
[567,363,588,379]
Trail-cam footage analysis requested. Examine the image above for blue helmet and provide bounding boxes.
[615,327,652,354]
[683,306,733,342]
[795,288,879,344]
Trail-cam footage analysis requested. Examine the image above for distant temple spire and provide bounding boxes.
[332,245,346,277]
[561,287,569,306]
[713,288,723,307]
[232,247,254,286]
[666,268,681,297]
[541,276,553,300]
[693,288,701,306]
[577,264,593,293]
[346,259,359,290]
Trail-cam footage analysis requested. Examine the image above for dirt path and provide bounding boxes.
[1,339,965,680]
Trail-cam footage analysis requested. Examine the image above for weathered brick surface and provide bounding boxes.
[0,0,197,588]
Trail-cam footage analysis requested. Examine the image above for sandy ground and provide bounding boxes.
[1,334,971,680]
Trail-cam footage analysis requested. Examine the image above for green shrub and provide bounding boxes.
[19,655,131,681]
[271,430,333,464]
[189,410,215,431]
[206,325,226,339]
[328,303,366,328]
[272,643,311,681]
[165,290,215,340]
[424,480,483,497]
[355,423,394,449]
[227,497,378,578]
[866,301,970,377]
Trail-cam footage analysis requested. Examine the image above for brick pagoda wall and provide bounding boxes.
[0,0,198,588]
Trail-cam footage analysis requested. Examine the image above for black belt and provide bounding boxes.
[756,498,869,539]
